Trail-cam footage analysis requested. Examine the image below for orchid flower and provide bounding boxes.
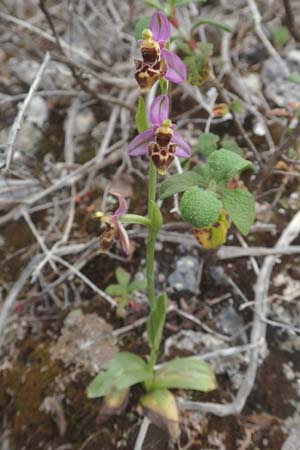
[128,95,191,175]
[135,11,187,92]
[95,192,130,256]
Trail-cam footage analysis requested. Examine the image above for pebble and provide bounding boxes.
[167,256,200,292]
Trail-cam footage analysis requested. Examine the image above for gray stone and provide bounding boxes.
[262,53,300,106]
[168,256,200,292]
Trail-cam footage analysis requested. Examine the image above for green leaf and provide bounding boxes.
[192,162,211,182]
[271,25,290,48]
[193,132,219,156]
[149,200,163,233]
[135,96,149,133]
[231,99,245,114]
[191,17,232,33]
[221,138,244,156]
[175,0,206,5]
[208,149,254,182]
[221,188,255,236]
[159,171,207,200]
[87,352,150,398]
[180,187,222,228]
[144,0,164,10]
[288,73,300,84]
[160,78,169,95]
[116,268,131,287]
[105,284,125,297]
[153,357,217,392]
[128,278,147,293]
[147,292,168,352]
[134,16,151,40]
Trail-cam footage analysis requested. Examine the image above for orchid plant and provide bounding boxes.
[88,9,255,442]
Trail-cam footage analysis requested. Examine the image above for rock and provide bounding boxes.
[262,53,300,106]
[74,109,95,135]
[50,309,118,374]
[281,428,300,450]
[25,95,48,128]
[16,123,43,152]
[167,256,200,293]
[219,305,248,344]
[10,58,72,89]
[208,265,226,284]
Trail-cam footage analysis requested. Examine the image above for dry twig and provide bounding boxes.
[5,52,50,171]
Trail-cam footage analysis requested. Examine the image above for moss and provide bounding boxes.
[0,336,104,449]
[1,338,60,447]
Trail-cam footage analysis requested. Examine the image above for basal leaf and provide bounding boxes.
[87,352,150,398]
[147,292,168,352]
[153,357,217,392]
[221,188,255,236]
[135,96,149,133]
[140,389,180,441]
[159,171,207,200]
[208,149,254,182]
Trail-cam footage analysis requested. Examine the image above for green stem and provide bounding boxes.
[147,160,157,212]
[146,161,157,309]
[120,214,151,227]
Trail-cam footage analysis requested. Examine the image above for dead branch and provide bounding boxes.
[5,52,50,171]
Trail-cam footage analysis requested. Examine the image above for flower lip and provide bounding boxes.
[97,192,130,256]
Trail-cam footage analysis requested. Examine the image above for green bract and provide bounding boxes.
[180,186,222,228]
[135,96,149,133]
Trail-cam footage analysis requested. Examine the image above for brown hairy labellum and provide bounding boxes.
[135,59,167,93]
[140,40,161,64]
[99,225,117,252]
[148,123,177,175]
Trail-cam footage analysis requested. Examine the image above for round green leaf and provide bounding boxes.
[180,187,222,228]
